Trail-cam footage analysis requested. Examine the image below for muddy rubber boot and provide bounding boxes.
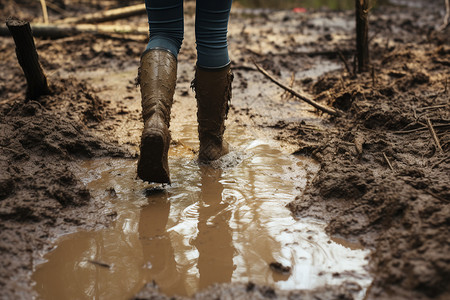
[137,49,177,183]
[192,64,233,162]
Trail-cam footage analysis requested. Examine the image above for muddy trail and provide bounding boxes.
[1,0,449,299]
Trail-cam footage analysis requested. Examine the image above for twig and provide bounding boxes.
[431,156,450,169]
[39,0,49,24]
[282,72,295,100]
[424,189,449,202]
[246,48,263,57]
[45,0,69,16]
[87,260,111,269]
[393,124,450,134]
[0,145,23,155]
[438,0,450,31]
[253,61,342,117]
[382,152,394,170]
[392,126,427,134]
[338,50,353,76]
[426,117,443,153]
[416,104,448,111]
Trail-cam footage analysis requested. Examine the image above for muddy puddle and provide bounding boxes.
[32,123,371,299]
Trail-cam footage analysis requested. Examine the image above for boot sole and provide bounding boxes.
[137,129,170,184]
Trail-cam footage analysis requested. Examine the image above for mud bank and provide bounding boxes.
[284,13,450,300]
[0,77,131,298]
[1,0,449,299]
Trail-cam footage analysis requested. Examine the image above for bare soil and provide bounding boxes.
[0,0,449,299]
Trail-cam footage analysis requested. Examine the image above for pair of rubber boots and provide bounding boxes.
[137,49,233,184]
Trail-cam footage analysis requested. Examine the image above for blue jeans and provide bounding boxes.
[144,0,232,69]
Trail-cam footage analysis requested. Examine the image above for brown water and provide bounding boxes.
[32,124,371,299]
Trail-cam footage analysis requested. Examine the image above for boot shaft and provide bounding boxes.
[138,49,178,126]
[192,64,233,140]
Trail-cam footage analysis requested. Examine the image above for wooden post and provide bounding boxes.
[6,17,50,101]
[355,0,369,73]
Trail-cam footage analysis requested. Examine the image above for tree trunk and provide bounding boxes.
[355,0,370,73]
[6,17,50,101]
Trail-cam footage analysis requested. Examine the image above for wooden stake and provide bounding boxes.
[6,17,50,101]
[253,61,342,117]
[426,117,443,153]
[355,0,370,73]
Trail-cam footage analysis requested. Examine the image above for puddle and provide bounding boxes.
[32,125,371,299]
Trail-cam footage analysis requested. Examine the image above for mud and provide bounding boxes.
[0,0,449,299]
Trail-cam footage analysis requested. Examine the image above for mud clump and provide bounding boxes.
[0,77,129,298]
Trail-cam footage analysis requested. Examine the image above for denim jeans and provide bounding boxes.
[144,0,233,68]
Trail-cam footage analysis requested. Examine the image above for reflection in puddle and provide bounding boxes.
[32,128,371,299]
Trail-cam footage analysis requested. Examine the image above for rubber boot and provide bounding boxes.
[191,64,233,162]
[137,49,177,183]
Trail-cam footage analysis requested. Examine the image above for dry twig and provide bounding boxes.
[438,0,450,31]
[338,50,353,77]
[383,152,394,170]
[426,117,443,153]
[281,72,295,100]
[39,0,49,24]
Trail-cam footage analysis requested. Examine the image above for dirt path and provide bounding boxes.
[1,1,449,299]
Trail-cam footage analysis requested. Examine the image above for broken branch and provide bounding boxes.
[0,23,148,38]
[55,3,146,24]
[253,61,342,117]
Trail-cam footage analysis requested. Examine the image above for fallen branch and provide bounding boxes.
[55,3,146,24]
[426,117,443,153]
[6,17,50,100]
[253,61,342,117]
[0,23,148,38]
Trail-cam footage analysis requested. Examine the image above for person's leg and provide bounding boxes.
[137,0,183,183]
[193,0,233,162]
[195,0,232,68]
[145,0,184,57]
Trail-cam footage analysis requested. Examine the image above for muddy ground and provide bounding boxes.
[0,0,449,299]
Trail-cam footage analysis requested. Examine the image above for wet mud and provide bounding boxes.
[1,0,449,299]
